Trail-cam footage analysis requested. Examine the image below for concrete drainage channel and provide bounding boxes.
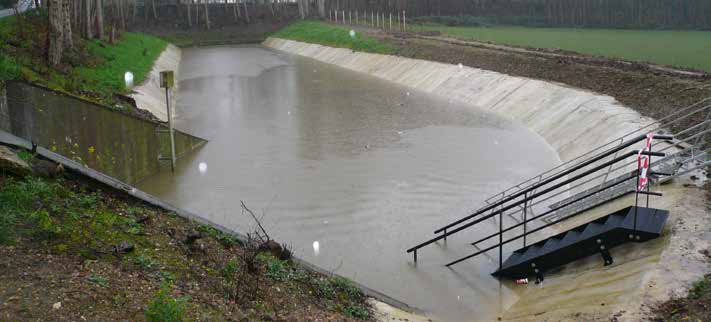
[2,38,708,321]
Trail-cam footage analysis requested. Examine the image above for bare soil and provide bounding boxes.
[371,31,711,134]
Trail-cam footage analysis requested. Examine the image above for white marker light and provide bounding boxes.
[198,162,208,174]
[124,71,134,88]
[313,241,320,256]
[349,30,356,38]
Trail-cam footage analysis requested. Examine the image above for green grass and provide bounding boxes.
[0,12,167,107]
[412,23,711,72]
[74,32,167,95]
[272,20,394,54]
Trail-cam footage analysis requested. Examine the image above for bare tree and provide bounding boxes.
[186,0,192,27]
[203,0,209,29]
[48,0,64,66]
[150,0,157,20]
[83,0,92,38]
[242,0,249,23]
[61,0,72,48]
[94,0,103,39]
[233,0,240,21]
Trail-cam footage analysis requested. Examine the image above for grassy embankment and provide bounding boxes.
[408,20,711,72]
[271,20,395,54]
[0,13,166,109]
[0,148,371,320]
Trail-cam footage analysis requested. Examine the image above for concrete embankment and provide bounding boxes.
[262,38,710,321]
[263,38,655,163]
[1,81,204,184]
[131,44,182,122]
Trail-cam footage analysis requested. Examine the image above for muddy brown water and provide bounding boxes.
[137,45,562,321]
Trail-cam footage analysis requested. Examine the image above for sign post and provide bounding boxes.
[160,70,176,172]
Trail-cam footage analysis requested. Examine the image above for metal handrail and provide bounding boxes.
[406,145,668,255]
[434,103,709,236]
[406,98,710,270]
[480,99,711,206]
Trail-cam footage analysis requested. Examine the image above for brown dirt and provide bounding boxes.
[371,32,711,134]
[649,273,711,321]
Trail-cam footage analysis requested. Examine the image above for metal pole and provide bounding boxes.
[499,210,503,270]
[633,162,639,235]
[403,10,406,31]
[165,87,176,172]
[523,193,528,247]
[647,140,652,207]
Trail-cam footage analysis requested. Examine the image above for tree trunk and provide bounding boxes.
[118,0,125,29]
[243,0,249,23]
[85,0,93,38]
[233,0,240,20]
[151,0,158,20]
[317,0,325,18]
[203,0,210,29]
[48,0,64,66]
[95,0,104,39]
[62,0,73,49]
[195,0,200,25]
[187,0,192,27]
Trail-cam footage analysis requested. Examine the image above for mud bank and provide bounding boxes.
[263,38,655,164]
[131,44,182,122]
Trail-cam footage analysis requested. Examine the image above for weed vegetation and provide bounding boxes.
[272,20,394,54]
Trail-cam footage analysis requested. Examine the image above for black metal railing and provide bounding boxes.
[406,98,711,270]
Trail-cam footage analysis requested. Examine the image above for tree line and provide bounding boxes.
[322,0,711,29]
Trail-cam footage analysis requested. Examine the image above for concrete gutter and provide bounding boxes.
[131,44,182,122]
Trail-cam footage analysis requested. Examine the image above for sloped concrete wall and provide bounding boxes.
[3,82,204,184]
[263,38,655,165]
[131,44,182,122]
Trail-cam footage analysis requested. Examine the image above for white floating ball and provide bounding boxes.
[349,30,356,38]
[198,162,208,174]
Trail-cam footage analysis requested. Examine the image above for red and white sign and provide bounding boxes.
[637,133,654,192]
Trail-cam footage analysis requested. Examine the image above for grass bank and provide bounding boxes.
[410,23,711,72]
[0,147,372,320]
[272,20,394,54]
[0,13,166,109]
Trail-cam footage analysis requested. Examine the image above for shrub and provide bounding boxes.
[145,283,190,322]
[0,53,21,81]
[344,304,370,320]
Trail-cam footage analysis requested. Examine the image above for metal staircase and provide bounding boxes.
[492,206,668,280]
[406,98,711,280]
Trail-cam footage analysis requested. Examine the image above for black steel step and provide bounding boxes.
[492,206,668,279]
